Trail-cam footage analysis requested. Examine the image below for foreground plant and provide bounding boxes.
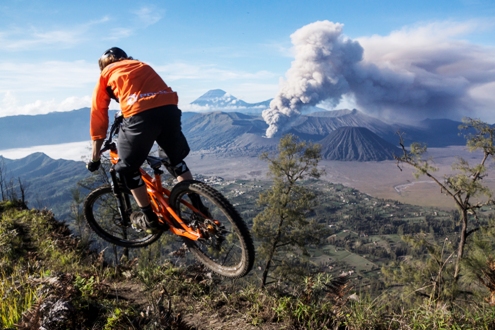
[253,134,328,287]
[0,268,37,329]
[396,118,495,288]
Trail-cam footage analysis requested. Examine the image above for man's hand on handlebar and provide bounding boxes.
[88,138,105,173]
[86,159,101,172]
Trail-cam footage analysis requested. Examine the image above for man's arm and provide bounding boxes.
[91,139,104,161]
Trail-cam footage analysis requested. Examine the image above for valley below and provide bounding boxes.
[2,89,495,327]
[187,145,495,211]
[3,137,495,328]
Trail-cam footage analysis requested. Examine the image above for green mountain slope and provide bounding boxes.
[0,153,89,219]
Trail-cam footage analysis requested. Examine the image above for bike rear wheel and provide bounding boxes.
[169,180,255,278]
[84,185,162,247]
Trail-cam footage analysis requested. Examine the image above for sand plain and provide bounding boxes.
[186,146,495,210]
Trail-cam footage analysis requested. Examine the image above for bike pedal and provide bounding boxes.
[131,224,143,232]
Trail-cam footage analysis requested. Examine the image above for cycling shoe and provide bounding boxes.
[130,211,167,234]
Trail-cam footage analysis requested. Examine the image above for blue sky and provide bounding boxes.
[1,0,495,123]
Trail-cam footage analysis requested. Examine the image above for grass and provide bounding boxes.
[3,197,495,329]
[0,202,135,329]
[0,267,38,329]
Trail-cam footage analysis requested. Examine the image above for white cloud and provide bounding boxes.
[0,92,91,117]
[2,30,80,50]
[0,58,97,116]
[262,40,294,58]
[0,16,111,51]
[133,6,163,27]
[0,141,90,161]
[228,83,278,103]
[154,62,276,81]
[100,7,162,40]
[106,27,134,40]
[0,60,97,93]
[357,20,494,63]
[155,63,279,105]
[355,19,495,120]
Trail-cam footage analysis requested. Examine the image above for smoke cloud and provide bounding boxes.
[262,20,495,137]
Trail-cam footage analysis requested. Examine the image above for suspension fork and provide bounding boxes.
[109,169,132,225]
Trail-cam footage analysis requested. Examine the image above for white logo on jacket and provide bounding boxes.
[127,90,173,106]
[127,94,138,106]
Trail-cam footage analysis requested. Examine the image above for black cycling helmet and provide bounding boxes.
[99,47,128,71]
[102,47,128,59]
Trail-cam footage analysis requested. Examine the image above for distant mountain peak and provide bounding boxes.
[190,89,271,113]
[198,89,229,98]
[191,89,242,107]
[194,89,236,104]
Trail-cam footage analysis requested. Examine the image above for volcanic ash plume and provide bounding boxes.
[262,21,363,138]
[262,19,495,137]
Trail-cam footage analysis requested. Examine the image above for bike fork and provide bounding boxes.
[109,169,132,225]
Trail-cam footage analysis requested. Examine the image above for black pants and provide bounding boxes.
[114,105,190,188]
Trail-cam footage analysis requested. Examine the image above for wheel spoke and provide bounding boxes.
[169,180,254,278]
[84,185,162,247]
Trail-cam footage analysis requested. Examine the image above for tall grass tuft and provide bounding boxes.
[0,267,38,328]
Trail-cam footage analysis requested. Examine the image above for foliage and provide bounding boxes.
[462,217,495,305]
[253,134,328,287]
[338,295,495,329]
[74,275,96,298]
[395,117,495,297]
[3,183,495,328]
[0,266,37,329]
[0,201,135,329]
[382,234,457,304]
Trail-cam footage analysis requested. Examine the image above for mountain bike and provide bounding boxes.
[83,113,255,278]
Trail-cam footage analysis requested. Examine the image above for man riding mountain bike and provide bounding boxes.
[86,47,203,233]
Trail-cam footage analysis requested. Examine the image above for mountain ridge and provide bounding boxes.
[0,89,470,160]
[0,153,89,218]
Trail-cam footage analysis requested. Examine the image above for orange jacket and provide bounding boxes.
[90,59,179,140]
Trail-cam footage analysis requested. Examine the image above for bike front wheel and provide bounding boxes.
[169,180,255,278]
[84,185,162,248]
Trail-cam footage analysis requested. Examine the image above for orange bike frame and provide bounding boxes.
[109,149,203,241]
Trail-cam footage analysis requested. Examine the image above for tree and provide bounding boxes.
[17,177,29,206]
[70,187,91,243]
[253,134,327,287]
[382,234,456,304]
[395,118,495,287]
[0,158,7,201]
[462,218,495,305]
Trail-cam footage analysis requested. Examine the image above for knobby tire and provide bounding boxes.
[84,185,162,248]
[169,180,255,278]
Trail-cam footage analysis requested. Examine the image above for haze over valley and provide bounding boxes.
[1,14,494,216]
[0,88,489,212]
